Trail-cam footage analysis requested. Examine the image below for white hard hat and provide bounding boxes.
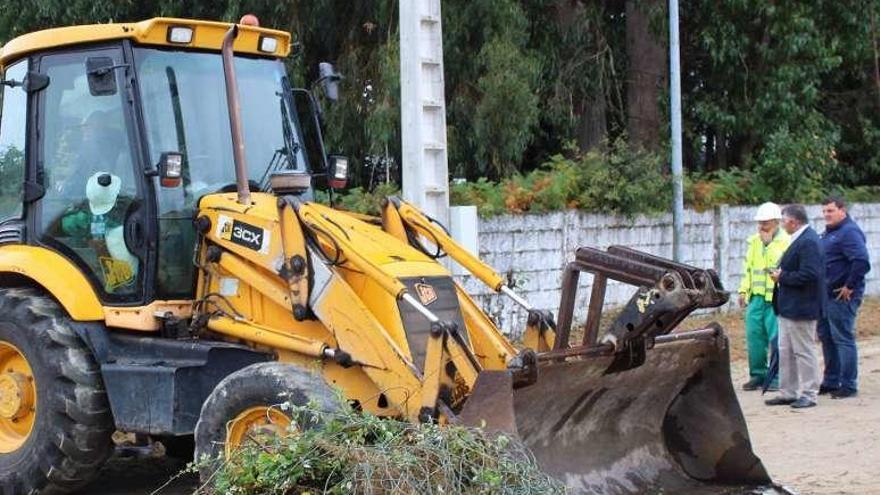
[86,172,121,215]
[754,202,782,221]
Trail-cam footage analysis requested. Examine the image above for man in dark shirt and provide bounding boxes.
[818,196,871,399]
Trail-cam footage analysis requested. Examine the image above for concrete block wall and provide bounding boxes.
[454,203,880,337]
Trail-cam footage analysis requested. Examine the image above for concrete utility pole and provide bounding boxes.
[669,0,684,261]
[400,0,450,227]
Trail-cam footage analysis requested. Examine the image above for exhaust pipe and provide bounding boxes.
[221,24,251,205]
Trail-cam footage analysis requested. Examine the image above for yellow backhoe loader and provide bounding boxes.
[0,17,773,494]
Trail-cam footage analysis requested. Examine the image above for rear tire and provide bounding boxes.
[193,362,337,484]
[0,288,114,494]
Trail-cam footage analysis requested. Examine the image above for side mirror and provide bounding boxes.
[158,152,183,188]
[318,62,341,102]
[86,57,118,96]
[0,72,51,93]
[327,155,349,189]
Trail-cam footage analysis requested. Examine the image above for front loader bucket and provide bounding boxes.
[460,328,772,494]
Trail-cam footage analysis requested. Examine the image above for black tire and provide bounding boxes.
[0,288,114,494]
[193,362,337,483]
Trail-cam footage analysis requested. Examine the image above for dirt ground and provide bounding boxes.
[733,337,880,495]
[84,300,880,495]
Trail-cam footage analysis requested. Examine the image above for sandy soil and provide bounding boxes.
[732,338,880,495]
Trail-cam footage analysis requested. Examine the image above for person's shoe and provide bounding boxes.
[764,396,796,406]
[765,383,780,392]
[831,388,858,399]
[742,378,763,391]
[819,385,839,396]
[790,397,817,409]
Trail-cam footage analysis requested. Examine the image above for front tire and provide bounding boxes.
[0,288,114,494]
[193,362,337,484]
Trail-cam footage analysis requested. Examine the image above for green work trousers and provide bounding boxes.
[745,295,778,385]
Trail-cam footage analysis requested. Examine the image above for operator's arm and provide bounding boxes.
[842,229,871,290]
[778,241,822,287]
[60,210,89,238]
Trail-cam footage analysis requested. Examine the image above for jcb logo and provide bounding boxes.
[415,283,438,306]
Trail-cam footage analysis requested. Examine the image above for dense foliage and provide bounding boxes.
[2,0,878,213]
[194,402,563,494]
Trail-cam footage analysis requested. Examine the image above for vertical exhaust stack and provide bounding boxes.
[221,24,251,205]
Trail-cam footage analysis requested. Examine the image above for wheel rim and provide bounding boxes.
[225,406,291,457]
[0,341,36,454]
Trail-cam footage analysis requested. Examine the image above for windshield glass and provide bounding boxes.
[134,48,308,197]
[134,48,310,298]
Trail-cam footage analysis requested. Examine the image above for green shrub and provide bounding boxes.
[452,138,670,217]
[572,138,671,216]
[754,113,839,203]
[315,183,400,216]
[195,402,564,495]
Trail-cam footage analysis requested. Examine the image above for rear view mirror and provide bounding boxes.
[86,57,117,96]
[0,72,50,93]
[158,152,183,188]
[327,155,349,189]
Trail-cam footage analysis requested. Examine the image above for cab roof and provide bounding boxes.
[0,17,292,68]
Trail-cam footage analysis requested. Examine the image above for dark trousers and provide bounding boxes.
[818,299,860,392]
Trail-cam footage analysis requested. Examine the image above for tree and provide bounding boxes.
[625,0,666,152]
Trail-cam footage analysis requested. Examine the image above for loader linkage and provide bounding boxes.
[546,245,729,371]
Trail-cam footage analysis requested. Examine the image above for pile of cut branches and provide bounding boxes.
[193,402,564,495]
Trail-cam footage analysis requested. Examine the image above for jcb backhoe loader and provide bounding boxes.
[0,17,772,494]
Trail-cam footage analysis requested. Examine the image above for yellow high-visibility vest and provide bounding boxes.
[738,229,790,301]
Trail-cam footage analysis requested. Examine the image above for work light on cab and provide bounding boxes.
[167,25,193,44]
[328,155,349,189]
[259,36,278,54]
[158,152,184,188]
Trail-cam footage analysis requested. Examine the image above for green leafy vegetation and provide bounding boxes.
[195,402,563,494]
[2,1,876,197]
[451,138,670,217]
[2,1,878,217]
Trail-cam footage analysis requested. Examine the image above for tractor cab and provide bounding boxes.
[0,18,336,306]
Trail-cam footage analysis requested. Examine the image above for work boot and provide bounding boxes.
[830,388,858,399]
[742,377,762,391]
[819,385,839,396]
[790,397,817,409]
[764,396,796,406]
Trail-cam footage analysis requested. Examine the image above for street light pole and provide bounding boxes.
[669,0,684,262]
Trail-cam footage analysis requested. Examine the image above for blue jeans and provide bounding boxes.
[818,299,860,392]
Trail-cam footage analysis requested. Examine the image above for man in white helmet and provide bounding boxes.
[738,202,790,391]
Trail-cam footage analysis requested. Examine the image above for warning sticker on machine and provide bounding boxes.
[216,215,271,255]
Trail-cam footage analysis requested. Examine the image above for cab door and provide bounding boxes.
[33,46,148,303]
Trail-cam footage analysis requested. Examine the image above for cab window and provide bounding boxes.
[37,49,142,300]
[0,61,27,223]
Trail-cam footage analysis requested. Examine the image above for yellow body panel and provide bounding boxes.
[0,17,291,68]
[0,246,102,320]
[103,300,192,331]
